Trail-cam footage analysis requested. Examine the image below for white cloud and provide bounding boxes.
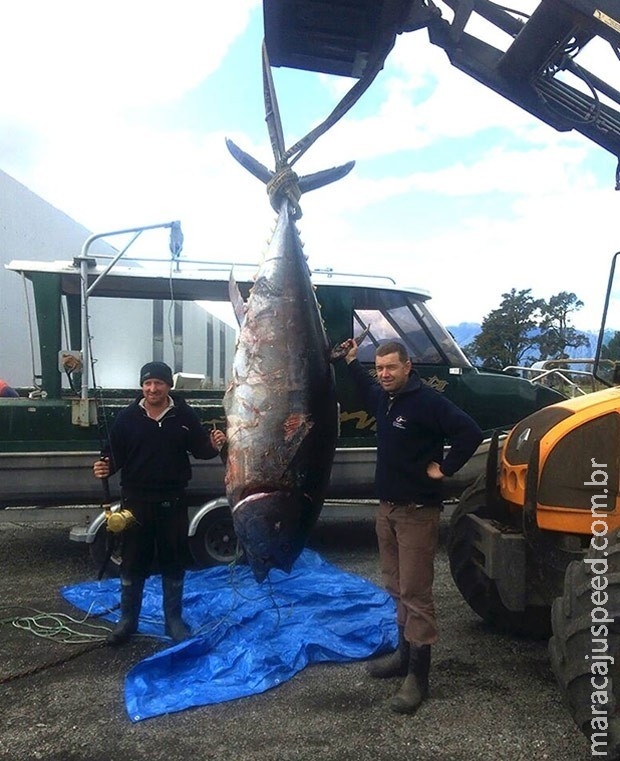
[1,1,259,118]
[1,0,266,257]
[1,0,618,340]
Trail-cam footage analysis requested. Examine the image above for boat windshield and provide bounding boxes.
[352,289,471,368]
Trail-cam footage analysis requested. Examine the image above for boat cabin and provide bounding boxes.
[1,239,565,509]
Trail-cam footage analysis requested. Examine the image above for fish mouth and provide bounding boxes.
[232,490,316,583]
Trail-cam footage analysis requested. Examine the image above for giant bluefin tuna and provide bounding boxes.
[223,136,354,582]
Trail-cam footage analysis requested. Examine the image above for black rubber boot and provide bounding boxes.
[107,577,144,646]
[367,625,410,679]
[162,573,190,643]
[390,644,431,715]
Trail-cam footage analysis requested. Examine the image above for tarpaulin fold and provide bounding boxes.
[61,549,396,722]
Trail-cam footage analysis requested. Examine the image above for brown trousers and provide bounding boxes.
[376,501,441,646]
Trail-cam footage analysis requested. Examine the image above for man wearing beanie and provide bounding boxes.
[93,361,226,646]
[139,361,174,387]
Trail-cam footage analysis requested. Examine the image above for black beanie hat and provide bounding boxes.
[140,361,173,387]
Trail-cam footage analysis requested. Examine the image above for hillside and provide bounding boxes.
[446,323,607,360]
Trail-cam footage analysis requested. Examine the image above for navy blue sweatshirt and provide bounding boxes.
[104,393,219,499]
[347,360,483,504]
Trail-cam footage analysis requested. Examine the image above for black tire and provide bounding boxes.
[188,504,244,568]
[549,534,620,759]
[448,476,550,638]
[88,524,122,578]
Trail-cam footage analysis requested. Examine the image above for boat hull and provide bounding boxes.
[0,437,497,509]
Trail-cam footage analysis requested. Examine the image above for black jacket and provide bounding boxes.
[104,393,219,498]
[347,360,483,504]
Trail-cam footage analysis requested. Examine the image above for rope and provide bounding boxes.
[2,603,112,644]
[167,260,181,373]
[1,562,295,686]
[191,559,291,639]
[260,31,395,217]
[281,32,396,169]
[266,165,302,218]
[0,640,108,686]
[0,603,162,685]
[0,604,110,685]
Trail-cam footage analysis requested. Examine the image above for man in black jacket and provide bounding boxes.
[93,361,226,646]
[342,339,483,714]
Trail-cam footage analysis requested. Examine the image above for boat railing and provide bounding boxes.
[76,222,414,407]
[502,358,607,396]
[78,221,185,402]
[80,253,401,289]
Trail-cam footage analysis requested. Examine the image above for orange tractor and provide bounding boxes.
[448,252,620,757]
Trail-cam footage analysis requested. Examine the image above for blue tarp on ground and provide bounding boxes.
[61,549,397,722]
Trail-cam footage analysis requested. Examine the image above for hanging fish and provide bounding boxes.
[223,138,354,582]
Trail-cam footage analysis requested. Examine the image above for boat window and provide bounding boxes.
[413,300,471,367]
[79,297,237,390]
[352,290,470,368]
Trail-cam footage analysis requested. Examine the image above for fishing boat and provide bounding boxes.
[1,223,565,567]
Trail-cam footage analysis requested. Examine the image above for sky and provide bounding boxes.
[1,0,619,331]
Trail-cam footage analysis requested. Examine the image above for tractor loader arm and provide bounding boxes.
[264,0,620,177]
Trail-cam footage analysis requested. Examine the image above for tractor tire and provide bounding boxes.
[188,504,245,569]
[549,533,620,759]
[448,476,551,639]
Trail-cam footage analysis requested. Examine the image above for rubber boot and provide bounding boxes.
[107,577,144,646]
[162,573,190,643]
[390,644,431,715]
[367,625,410,679]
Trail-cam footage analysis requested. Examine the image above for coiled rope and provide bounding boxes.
[266,165,302,218]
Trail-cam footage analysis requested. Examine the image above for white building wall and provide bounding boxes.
[0,169,236,390]
[0,169,115,386]
[86,299,235,391]
[87,298,154,389]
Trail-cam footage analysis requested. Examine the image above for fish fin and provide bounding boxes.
[228,271,246,326]
[226,137,354,199]
[226,138,274,185]
[298,161,355,194]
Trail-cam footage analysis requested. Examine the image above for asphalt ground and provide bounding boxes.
[0,507,590,761]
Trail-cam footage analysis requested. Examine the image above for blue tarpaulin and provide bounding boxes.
[61,549,397,722]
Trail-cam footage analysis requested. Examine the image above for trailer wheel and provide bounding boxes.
[448,476,550,638]
[189,503,244,568]
[89,524,122,578]
[549,534,620,759]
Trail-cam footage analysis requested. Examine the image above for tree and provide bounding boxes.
[602,330,620,361]
[537,292,590,359]
[465,288,543,369]
[598,330,620,385]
